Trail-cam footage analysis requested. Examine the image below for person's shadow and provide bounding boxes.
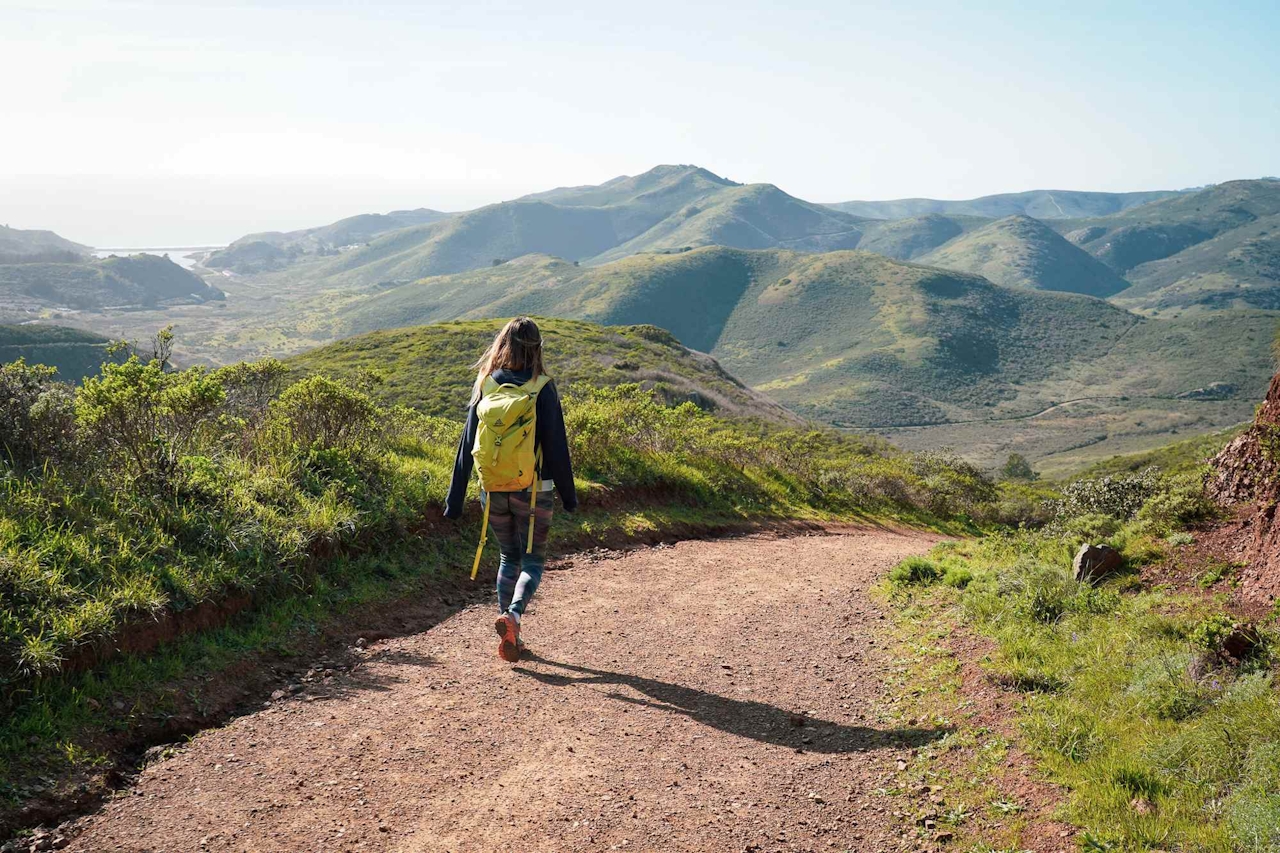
[513,655,949,754]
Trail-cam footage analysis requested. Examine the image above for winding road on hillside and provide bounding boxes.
[63,531,949,853]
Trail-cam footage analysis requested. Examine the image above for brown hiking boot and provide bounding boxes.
[495,613,521,663]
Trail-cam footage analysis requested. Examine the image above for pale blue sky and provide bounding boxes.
[2,0,1276,245]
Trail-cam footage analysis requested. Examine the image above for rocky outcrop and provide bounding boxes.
[1207,370,1280,603]
[1207,373,1280,506]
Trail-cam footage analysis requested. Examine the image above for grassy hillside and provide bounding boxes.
[0,225,90,262]
[206,209,453,274]
[286,317,800,423]
[1,254,224,314]
[0,325,115,382]
[1109,212,1280,313]
[0,253,224,318]
[1057,179,1280,311]
[828,188,1180,220]
[888,461,1280,849]
[589,182,867,263]
[917,214,1130,297]
[306,247,1276,468]
[854,214,989,260]
[1067,424,1244,480]
[264,166,867,287]
[516,163,737,207]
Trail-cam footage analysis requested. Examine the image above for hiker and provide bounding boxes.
[444,317,577,662]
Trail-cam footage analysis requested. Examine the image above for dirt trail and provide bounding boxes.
[63,531,944,853]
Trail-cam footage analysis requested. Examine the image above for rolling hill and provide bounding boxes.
[1056,179,1280,311]
[281,246,1276,470]
[286,316,801,423]
[827,188,1181,220]
[0,324,116,382]
[916,215,1131,297]
[0,253,224,318]
[238,166,868,287]
[852,214,989,261]
[204,208,452,274]
[0,225,91,264]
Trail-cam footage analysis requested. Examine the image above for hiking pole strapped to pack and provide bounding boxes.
[468,375,550,579]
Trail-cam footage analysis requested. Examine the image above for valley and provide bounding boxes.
[3,166,1276,474]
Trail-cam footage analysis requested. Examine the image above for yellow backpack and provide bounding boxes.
[469,374,551,579]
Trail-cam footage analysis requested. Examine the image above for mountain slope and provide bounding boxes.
[917,215,1131,297]
[1056,179,1280,311]
[268,166,868,287]
[0,254,224,317]
[0,225,91,264]
[309,247,1273,447]
[854,214,989,260]
[286,316,800,423]
[589,183,867,263]
[828,188,1181,220]
[205,208,451,274]
[0,324,115,382]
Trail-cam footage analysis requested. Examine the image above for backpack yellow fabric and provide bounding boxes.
[470,374,551,578]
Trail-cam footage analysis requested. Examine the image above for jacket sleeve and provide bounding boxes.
[537,381,577,512]
[443,403,479,519]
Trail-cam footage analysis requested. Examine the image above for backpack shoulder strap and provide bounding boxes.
[480,375,501,397]
[524,375,551,396]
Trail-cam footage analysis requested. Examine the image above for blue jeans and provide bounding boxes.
[484,490,554,616]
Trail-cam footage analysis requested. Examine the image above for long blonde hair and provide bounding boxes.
[470,317,546,403]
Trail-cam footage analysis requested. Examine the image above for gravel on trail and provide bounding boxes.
[62,530,954,853]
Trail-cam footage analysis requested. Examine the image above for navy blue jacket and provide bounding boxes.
[444,368,577,519]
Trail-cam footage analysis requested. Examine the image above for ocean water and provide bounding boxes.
[93,247,223,270]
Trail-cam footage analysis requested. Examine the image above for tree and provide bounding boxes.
[1000,453,1037,482]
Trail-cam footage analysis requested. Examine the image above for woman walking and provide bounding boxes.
[444,318,577,662]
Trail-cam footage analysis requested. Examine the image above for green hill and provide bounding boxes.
[1056,179,1280,311]
[0,253,224,317]
[588,182,867,263]
[828,188,1180,220]
[297,246,1275,468]
[0,324,115,381]
[853,214,989,260]
[205,208,451,274]
[267,166,866,287]
[286,316,801,423]
[0,225,91,264]
[916,215,1131,297]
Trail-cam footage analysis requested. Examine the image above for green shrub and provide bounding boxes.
[1190,614,1237,653]
[1006,561,1077,624]
[1133,476,1217,536]
[1050,512,1121,543]
[75,356,226,482]
[1048,467,1162,521]
[0,360,81,474]
[266,375,380,453]
[889,556,944,586]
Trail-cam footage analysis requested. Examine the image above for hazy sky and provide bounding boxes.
[2,0,1277,246]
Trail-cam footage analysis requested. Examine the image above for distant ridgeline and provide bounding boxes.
[0,325,118,382]
[213,167,1280,316]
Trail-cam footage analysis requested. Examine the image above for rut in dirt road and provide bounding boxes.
[64,531,944,852]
